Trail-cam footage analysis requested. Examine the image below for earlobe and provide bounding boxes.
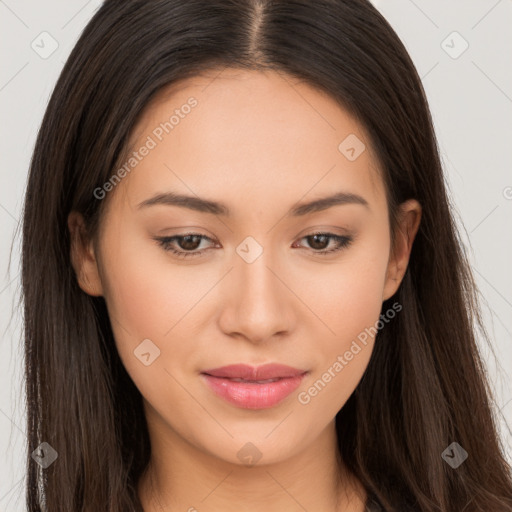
[382,199,422,302]
[68,211,104,297]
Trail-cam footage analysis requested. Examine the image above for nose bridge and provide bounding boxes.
[237,245,279,301]
[220,237,294,342]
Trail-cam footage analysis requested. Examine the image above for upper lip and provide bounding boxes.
[201,364,307,380]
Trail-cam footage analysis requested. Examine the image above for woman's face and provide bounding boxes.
[70,68,420,467]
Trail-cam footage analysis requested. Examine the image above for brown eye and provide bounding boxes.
[154,233,216,258]
[176,234,203,251]
[294,232,353,255]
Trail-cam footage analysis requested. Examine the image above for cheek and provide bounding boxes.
[98,234,210,386]
[294,239,389,414]
[300,237,389,350]
[101,229,215,336]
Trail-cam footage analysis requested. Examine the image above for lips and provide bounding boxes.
[201,364,308,409]
[202,364,306,381]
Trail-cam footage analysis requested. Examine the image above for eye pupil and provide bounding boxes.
[179,235,202,250]
[307,234,329,250]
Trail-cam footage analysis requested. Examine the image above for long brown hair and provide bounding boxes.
[20,0,512,510]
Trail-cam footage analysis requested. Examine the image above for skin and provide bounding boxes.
[68,68,421,512]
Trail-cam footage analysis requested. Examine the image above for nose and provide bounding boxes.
[217,248,296,345]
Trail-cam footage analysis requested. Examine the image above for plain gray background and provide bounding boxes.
[1,1,511,510]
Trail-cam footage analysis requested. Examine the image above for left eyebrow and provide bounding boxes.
[290,191,370,216]
[136,190,370,216]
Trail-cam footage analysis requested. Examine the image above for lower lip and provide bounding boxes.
[201,373,307,409]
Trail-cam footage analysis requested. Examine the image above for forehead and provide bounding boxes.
[110,68,385,219]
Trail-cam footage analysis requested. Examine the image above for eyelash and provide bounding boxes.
[154,232,353,259]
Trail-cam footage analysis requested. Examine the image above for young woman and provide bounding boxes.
[21,0,512,511]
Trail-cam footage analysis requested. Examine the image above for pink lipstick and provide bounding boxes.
[201,363,307,409]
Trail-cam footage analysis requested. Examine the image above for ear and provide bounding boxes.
[382,199,422,302]
[68,211,104,297]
